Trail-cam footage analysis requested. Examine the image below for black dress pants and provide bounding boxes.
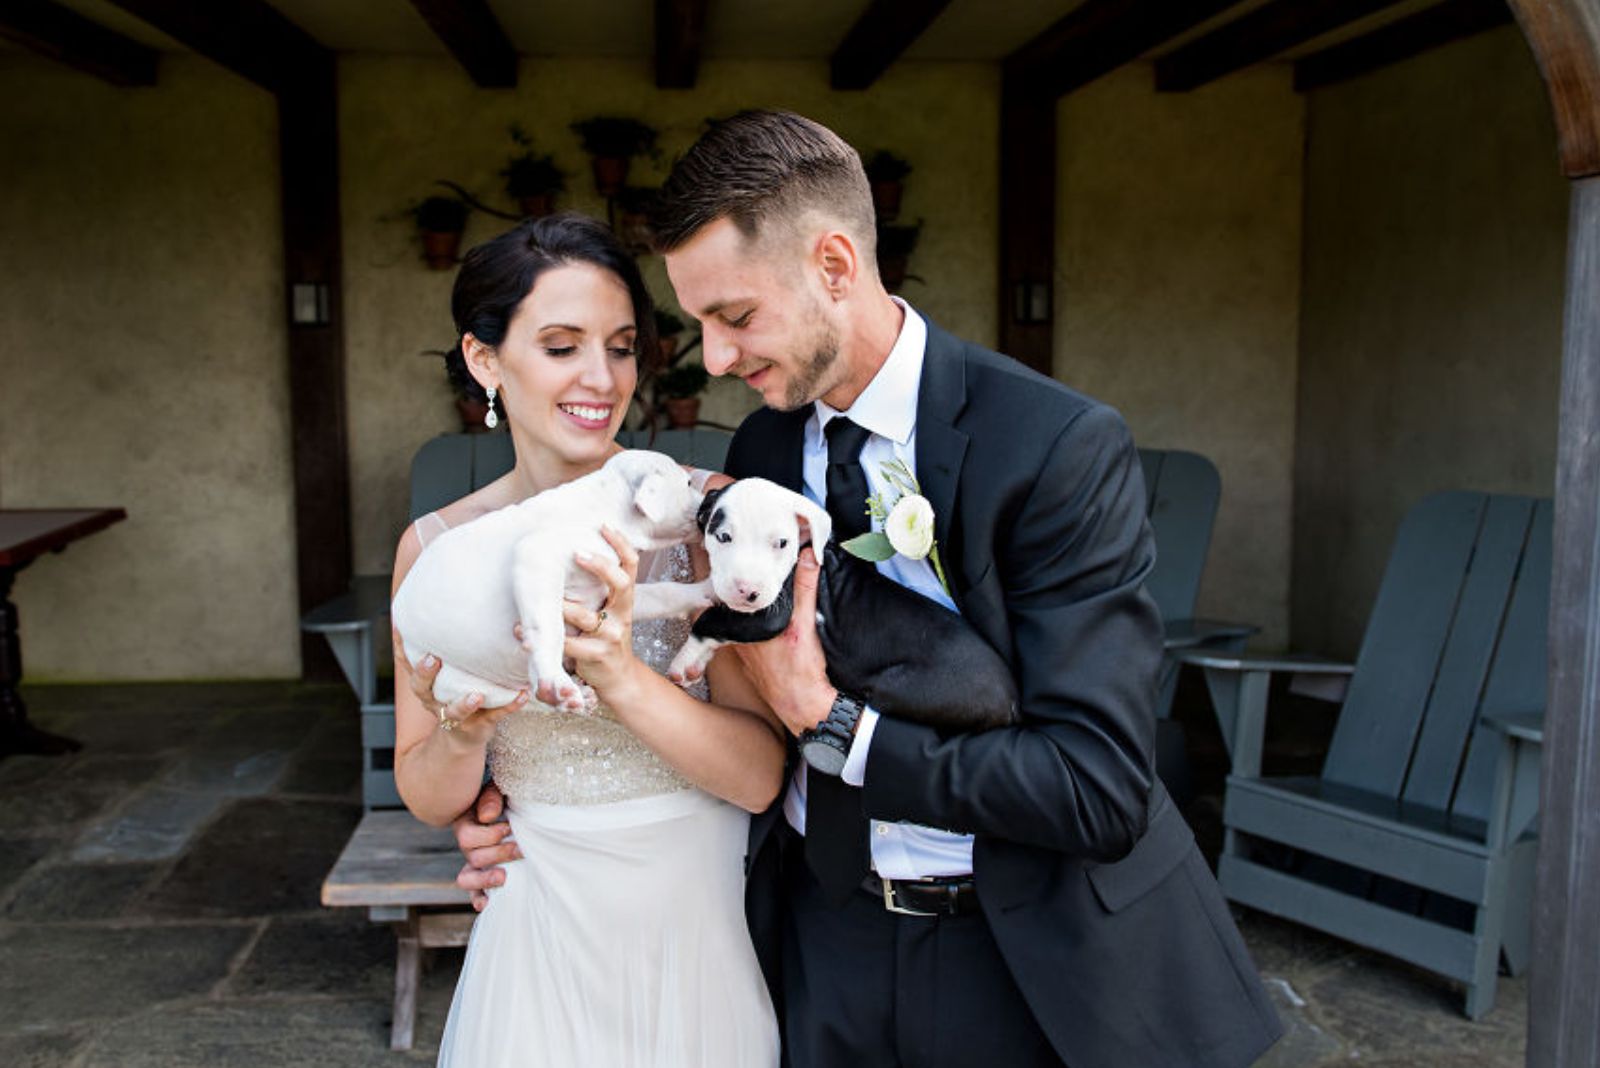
[779,837,1065,1068]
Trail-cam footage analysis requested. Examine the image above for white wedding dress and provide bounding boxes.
[420,525,778,1068]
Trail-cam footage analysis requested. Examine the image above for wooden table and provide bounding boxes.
[0,508,127,757]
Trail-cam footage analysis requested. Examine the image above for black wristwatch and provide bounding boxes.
[799,691,865,776]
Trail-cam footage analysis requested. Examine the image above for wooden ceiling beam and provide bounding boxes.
[0,0,158,87]
[1156,0,1411,92]
[103,0,327,93]
[406,0,517,89]
[830,0,955,91]
[655,0,708,89]
[1004,0,1246,99]
[1294,0,1513,92]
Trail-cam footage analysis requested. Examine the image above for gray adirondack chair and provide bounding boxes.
[302,428,732,808]
[1179,491,1549,1018]
[1137,448,1258,718]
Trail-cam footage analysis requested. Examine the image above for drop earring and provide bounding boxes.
[485,386,499,429]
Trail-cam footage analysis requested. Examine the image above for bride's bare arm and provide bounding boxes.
[565,528,785,814]
[391,528,529,826]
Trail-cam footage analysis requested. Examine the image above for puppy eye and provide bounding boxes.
[777,538,788,549]
[716,532,732,544]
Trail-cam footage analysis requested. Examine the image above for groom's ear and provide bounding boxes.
[814,230,859,301]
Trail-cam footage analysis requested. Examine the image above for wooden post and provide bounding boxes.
[1529,174,1600,1066]
[997,72,1055,376]
[278,64,353,675]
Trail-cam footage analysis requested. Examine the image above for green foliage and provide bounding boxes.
[655,361,709,399]
[415,195,469,233]
[864,150,912,183]
[841,531,896,562]
[876,221,922,259]
[571,117,658,159]
[654,309,686,337]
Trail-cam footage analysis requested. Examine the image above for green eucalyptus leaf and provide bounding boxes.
[841,531,896,562]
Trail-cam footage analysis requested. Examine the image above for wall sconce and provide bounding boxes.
[1013,279,1051,325]
[290,282,331,326]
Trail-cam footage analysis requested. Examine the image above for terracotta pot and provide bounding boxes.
[421,229,463,270]
[517,192,556,219]
[618,209,652,255]
[871,179,904,221]
[657,335,680,367]
[663,396,701,429]
[879,255,909,293]
[455,395,492,433]
[592,156,630,199]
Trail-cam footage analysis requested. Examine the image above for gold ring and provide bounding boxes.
[437,709,457,732]
[592,609,607,633]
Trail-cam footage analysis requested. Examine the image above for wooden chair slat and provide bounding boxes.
[1324,492,1487,795]
[1403,496,1536,811]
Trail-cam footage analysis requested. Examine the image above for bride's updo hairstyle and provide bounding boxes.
[444,213,658,420]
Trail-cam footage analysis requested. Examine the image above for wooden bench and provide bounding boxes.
[321,810,476,1050]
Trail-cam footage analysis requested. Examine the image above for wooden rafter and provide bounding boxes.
[1005,0,1246,99]
[1294,0,1513,91]
[655,0,708,89]
[0,0,158,87]
[406,0,517,89]
[1156,0,1411,92]
[103,0,327,94]
[830,0,955,91]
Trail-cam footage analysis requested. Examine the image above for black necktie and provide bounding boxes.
[806,417,874,901]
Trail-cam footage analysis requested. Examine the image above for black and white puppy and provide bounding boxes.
[671,479,1018,732]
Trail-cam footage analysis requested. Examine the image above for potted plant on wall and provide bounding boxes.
[571,117,658,198]
[654,309,686,365]
[615,186,659,255]
[415,194,471,269]
[876,220,922,292]
[864,150,912,221]
[502,125,565,219]
[655,360,709,429]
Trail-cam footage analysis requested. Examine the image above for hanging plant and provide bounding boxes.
[614,186,659,255]
[655,360,709,429]
[502,125,566,219]
[571,117,659,198]
[414,195,471,270]
[876,220,923,292]
[654,309,686,365]
[864,150,913,221]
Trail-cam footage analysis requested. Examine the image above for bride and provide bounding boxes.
[390,214,783,1067]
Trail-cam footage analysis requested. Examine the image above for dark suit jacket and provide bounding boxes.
[730,318,1282,1068]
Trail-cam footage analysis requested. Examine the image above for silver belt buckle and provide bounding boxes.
[880,877,936,917]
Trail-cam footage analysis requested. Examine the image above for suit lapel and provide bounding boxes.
[915,319,970,575]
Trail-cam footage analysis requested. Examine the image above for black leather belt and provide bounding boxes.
[862,874,980,917]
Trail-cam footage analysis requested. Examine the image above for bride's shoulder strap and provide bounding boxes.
[411,511,451,550]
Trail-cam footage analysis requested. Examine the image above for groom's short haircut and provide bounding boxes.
[651,110,876,261]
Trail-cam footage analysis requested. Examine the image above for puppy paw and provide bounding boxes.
[667,644,714,686]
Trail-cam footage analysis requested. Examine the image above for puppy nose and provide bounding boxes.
[744,590,760,604]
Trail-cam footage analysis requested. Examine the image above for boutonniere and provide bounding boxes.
[841,458,951,596]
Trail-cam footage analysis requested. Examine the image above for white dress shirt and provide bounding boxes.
[781,299,975,879]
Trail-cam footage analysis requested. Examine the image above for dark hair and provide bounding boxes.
[445,212,658,413]
[650,110,875,257]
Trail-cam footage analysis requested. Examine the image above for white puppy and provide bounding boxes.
[666,478,833,682]
[392,450,710,713]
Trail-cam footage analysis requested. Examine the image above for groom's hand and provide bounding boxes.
[735,546,837,737]
[453,782,520,911]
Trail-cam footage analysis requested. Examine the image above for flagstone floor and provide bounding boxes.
[0,680,1526,1067]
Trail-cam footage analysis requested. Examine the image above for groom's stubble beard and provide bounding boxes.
[773,302,842,412]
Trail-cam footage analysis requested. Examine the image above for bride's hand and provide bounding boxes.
[403,635,529,746]
[561,526,642,701]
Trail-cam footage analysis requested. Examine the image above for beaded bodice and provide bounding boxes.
[486,543,707,806]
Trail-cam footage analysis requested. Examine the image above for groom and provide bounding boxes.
[460,111,1282,1066]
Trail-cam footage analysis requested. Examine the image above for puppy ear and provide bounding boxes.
[796,495,833,551]
[633,472,672,523]
[696,484,729,534]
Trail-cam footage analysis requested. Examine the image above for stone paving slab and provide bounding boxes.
[69,786,226,862]
[0,774,124,836]
[141,797,362,918]
[0,923,254,1028]
[0,837,53,897]
[3,861,162,922]
[74,999,437,1067]
[228,913,395,998]
[159,748,292,796]
[0,1030,85,1068]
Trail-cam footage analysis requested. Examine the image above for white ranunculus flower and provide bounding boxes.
[885,494,936,560]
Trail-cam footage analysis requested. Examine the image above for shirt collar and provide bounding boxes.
[812,297,925,447]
